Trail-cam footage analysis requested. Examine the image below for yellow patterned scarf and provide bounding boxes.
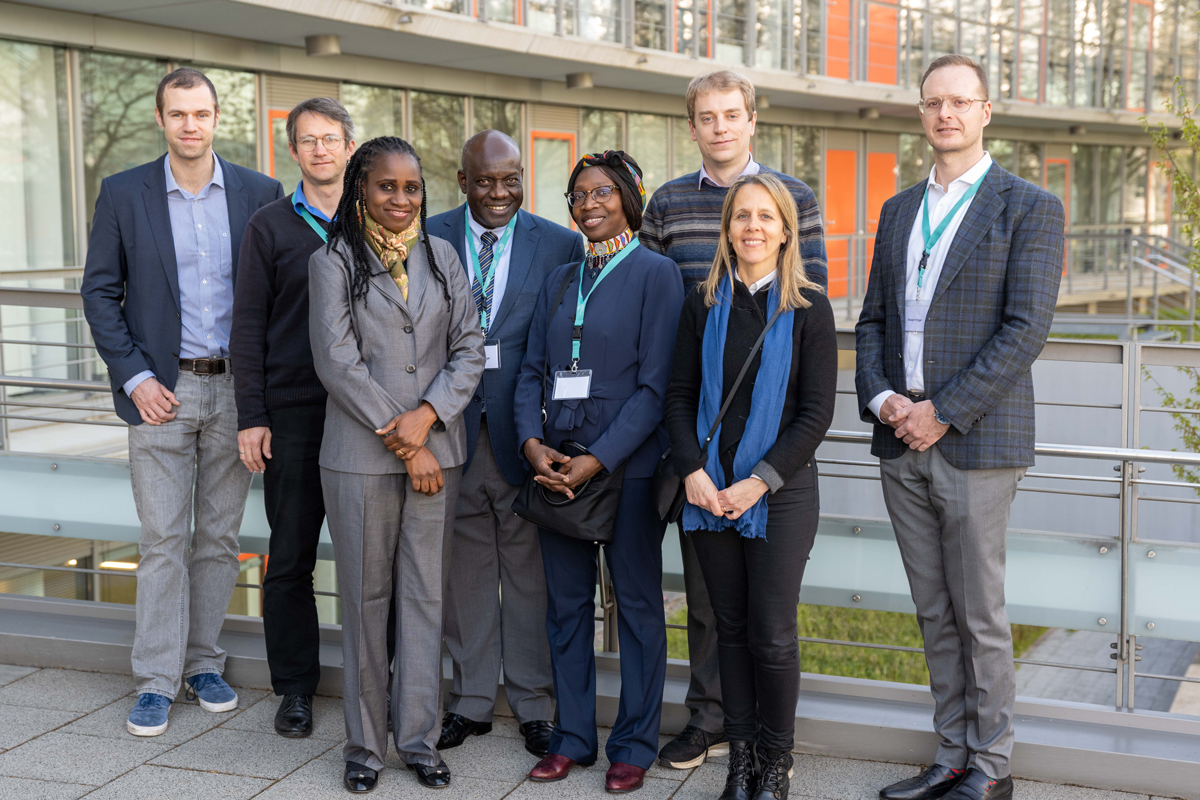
[363,211,420,301]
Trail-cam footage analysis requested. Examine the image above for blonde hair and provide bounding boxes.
[686,70,755,122]
[703,173,823,312]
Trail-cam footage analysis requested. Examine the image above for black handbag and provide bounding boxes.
[651,303,785,523]
[512,270,625,545]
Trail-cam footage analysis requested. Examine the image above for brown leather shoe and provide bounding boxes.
[605,762,647,793]
[529,753,577,782]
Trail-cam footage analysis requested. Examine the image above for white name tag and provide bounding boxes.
[484,340,501,370]
[904,303,930,333]
[552,369,592,400]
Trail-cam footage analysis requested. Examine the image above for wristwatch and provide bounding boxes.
[933,406,950,426]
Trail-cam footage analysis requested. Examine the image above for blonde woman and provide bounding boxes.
[663,173,836,800]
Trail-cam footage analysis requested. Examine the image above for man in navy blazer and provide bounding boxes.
[425,130,584,757]
[856,56,1062,800]
[81,68,282,738]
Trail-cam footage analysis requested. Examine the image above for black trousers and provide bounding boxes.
[688,462,819,751]
[262,404,327,696]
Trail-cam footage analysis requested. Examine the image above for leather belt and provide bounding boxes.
[179,358,230,375]
[906,391,926,402]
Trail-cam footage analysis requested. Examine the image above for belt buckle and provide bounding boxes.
[193,358,213,375]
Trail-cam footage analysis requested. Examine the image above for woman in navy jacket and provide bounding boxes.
[514,151,684,794]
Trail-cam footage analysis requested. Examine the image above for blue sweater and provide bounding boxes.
[639,166,828,294]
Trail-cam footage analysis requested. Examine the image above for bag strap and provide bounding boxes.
[701,302,785,448]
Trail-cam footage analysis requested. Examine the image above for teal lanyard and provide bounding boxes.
[466,206,517,331]
[571,238,641,368]
[298,206,329,243]
[917,170,987,295]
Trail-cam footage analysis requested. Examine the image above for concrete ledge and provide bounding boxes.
[2,594,1199,798]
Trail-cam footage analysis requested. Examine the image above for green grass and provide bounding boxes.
[666,604,1047,687]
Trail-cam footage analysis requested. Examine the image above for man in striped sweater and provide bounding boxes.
[640,69,828,772]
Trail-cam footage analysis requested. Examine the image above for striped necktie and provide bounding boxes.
[471,230,498,331]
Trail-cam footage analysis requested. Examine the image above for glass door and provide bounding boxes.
[531,131,577,230]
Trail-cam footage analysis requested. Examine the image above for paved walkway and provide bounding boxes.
[0,665,1179,800]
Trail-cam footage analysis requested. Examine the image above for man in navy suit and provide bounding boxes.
[81,68,283,738]
[426,130,584,758]
[856,55,1063,800]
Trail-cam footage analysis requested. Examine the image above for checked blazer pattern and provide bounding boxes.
[855,162,1065,470]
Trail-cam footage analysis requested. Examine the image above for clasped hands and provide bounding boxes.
[880,394,949,451]
[684,469,768,520]
[522,438,603,501]
[378,402,443,496]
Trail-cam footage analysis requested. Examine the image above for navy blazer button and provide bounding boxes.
[473,396,481,403]
[404,325,413,333]
[172,352,178,358]
[406,365,415,374]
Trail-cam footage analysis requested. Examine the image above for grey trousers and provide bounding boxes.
[322,465,462,771]
[879,446,1025,779]
[679,529,724,733]
[128,371,252,699]
[444,420,554,724]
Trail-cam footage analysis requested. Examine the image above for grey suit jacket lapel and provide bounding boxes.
[365,241,412,315]
[489,211,541,334]
[143,163,181,310]
[931,164,1007,305]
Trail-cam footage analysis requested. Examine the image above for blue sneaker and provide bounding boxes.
[126,693,172,736]
[185,672,239,713]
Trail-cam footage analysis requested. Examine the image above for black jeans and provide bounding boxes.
[262,404,327,696]
[688,462,820,751]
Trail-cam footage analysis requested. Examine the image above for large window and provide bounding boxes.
[582,108,625,156]
[791,126,822,203]
[80,52,167,230]
[673,118,697,178]
[899,133,931,190]
[205,67,257,170]
[473,98,522,141]
[341,83,405,144]
[411,92,466,216]
[629,113,670,198]
[753,124,788,174]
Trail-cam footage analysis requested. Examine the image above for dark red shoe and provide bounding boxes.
[605,762,647,793]
[530,753,577,782]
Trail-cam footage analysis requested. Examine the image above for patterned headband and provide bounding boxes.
[581,150,646,210]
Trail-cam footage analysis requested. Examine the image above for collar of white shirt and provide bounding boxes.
[734,267,776,295]
[466,206,508,240]
[699,154,760,189]
[927,151,993,196]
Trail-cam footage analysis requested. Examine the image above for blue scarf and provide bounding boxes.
[682,274,794,540]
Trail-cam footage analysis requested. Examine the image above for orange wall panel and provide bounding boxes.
[826,0,851,80]
[867,3,898,85]
[824,148,857,298]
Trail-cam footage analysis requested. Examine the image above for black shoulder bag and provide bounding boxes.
[512,269,626,545]
[651,303,785,523]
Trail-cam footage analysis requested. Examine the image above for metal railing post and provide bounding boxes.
[1190,268,1196,343]
[1116,457,1131,709]
[556,0,564,35]
[0,305,8,452]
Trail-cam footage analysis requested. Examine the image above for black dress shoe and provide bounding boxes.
[719,741,756,800]
[752,749,792,800]
[943,769,1013,800]
[408,759,452,788]
[519,720,555,757]
[344,761,378,793]
[880,764,967,800]
[274,693,313,738]
[437,712,492,749]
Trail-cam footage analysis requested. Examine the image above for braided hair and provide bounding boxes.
[566,150,646,232]
[326,136,451,310]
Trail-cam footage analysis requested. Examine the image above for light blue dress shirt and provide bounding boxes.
[123,154,235,397]
[293,181,332,222]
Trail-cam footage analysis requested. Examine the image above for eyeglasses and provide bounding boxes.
[296,135,347,152]
[918,96,988,115]
[564,185,619,207]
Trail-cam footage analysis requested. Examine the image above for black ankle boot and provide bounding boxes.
[752,748,792,800]
[719,741,756,800]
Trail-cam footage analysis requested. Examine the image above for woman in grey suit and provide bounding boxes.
[308,137,484,794]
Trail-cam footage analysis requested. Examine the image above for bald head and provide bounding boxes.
[458,129,523,229]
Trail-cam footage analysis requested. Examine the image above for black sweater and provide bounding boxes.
[664,280,838,491]
[231,195,330,430]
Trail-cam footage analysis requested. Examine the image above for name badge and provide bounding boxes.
[552,369,592,400]
[904,302,930,333]
[484,339,501,370]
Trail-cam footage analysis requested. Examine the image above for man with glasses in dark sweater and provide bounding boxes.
[230,97,355,738]
[640,69,828,771]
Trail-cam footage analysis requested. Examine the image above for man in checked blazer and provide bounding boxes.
[855,55,1063,800]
